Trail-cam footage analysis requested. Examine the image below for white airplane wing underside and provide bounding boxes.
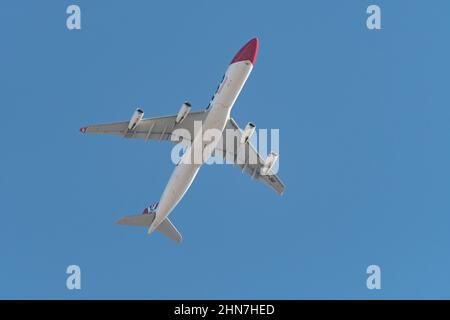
[81,110,207,142]
[214,118,285,195]
[82,112,284,195]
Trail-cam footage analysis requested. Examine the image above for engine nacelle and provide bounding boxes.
[176,102,191,124]
[240,122,256,144]
[128,108,144,131]
[260,151,278,175]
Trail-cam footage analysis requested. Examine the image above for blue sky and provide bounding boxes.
[1,0,450,299]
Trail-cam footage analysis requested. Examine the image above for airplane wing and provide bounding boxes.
[82,111,285,195]
[80,110,207,142]
[215,118,285,195]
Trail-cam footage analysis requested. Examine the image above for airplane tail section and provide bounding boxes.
[156,217,182,243]
[116,213,155,227]
[116,206,182,244]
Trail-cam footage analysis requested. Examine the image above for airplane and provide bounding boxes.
[80,37,285,243]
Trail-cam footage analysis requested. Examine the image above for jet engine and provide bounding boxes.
[128,108,144,131]
[240,122,256,144]
[176,102,191,124]
[260,151,278,175]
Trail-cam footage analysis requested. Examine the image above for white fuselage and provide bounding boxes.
[148,60,254,233]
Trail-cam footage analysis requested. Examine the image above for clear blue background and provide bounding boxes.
[1,0,449,299]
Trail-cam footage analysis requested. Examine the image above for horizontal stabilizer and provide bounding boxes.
[117,213,182,244]
[157,218,182,243]
[116,213,155,227]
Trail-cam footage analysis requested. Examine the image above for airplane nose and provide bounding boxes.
[230,37,259,65]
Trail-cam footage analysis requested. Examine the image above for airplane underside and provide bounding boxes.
[80,38,284,243]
